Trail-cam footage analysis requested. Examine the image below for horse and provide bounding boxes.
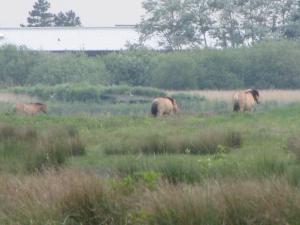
[151,97,178,116]
[15,102,47,115]
[233,89,260,112]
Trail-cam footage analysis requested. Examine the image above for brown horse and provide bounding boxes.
[151,97,178,116]
[15,102,47,115]
[233,89,260,112]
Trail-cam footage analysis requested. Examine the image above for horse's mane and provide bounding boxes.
[31,102,45,106]
[246,89,259,102]
[163,96,175,105]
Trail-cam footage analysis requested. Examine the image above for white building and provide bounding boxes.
[0,26,159,53]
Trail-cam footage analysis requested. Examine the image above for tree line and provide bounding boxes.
[19,0,300,50]
[1,41,300,89]
[138,0,300,50]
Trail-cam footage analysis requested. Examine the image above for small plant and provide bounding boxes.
[225,131,242,148]
[133,171,161,188]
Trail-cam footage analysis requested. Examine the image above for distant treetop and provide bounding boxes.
[21,0,81,27]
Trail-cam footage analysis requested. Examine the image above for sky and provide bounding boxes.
[0,0,145,27]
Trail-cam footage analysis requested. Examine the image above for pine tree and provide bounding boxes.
[26,0,53,27]
[54,10,81,27]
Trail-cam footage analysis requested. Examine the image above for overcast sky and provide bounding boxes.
[0,0,145,27]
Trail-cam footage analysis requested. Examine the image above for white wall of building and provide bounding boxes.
[0,26,158,51]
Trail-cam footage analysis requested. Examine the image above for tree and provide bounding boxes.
[54,10,81,27]
[212,0,244,48]
[237,0,272,44]
[138,0,194,50]
[184,0,215,47]
[25,0,53,27]
[284,0,300,38]
[22,0,82,27]
[138,0,299,49]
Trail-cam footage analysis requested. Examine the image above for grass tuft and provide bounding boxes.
[104,129,242,155]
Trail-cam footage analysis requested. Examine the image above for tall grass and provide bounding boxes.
[103,129,242,155]
[0,124,85,173]
[141,179,300,225]
[0,170,134,225]
[0,102,299,223]
[1,171,300,225]
[168,89,300,103]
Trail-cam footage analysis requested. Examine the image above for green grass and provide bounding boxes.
[57,103,300,184]
[0,101,300,224]
[0,123,85,174]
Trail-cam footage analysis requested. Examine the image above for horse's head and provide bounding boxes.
[35,103,47,113]
[40,104,47,113]
[172,99,179,113]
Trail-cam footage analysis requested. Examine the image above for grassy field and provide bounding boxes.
[2,89,299,116]
[1,90,300,224]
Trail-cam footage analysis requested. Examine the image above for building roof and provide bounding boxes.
[0,26,158,51]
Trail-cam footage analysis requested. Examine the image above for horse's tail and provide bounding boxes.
[151,101,158,116]
[233,93,240,112]
[233,102,240,112]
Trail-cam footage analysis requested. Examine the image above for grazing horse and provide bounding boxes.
[151,97,178,116]
[15,102,47,115]
[233,89,260,112]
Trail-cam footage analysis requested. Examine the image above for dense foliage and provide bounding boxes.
[1,41,300,89]
[138,0,300,49]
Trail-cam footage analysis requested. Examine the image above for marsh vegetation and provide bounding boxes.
[0,88,300,224]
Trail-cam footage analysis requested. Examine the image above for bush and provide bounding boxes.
[2,41,300,89]
[103,50,158,86]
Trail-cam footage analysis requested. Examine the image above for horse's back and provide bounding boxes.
[233,91,256,112]
[15,102,47,115]
[151,97,176,116]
